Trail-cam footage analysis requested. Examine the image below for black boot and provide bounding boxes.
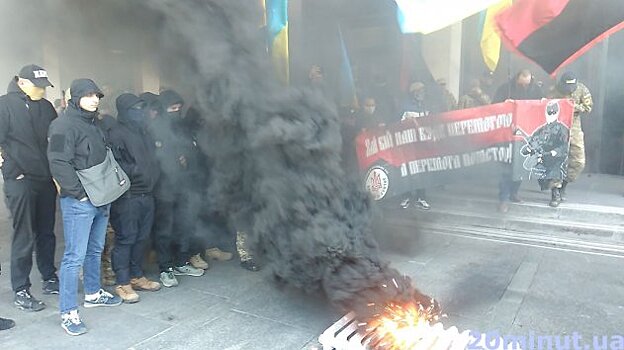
[550,188,561,207]
[240,259,261,272]
[560,181,568,202]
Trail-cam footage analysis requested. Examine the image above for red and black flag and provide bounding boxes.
[495,0,624,75]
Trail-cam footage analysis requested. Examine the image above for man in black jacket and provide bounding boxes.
[108,93,162,303]
[150,90,205,288]
[493,69,544,213]
[0,64,58,312]
[48,79,122,336]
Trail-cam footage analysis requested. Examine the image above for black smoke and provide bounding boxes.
[144,0,436,316]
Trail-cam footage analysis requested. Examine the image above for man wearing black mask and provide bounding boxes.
[150,90,205,288]
[139,92,162,121]
[0,64,59,312]
[108,94,162,303]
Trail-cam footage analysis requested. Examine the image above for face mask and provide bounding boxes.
[128,108,146,125]
[545,102,559,123]
[21,85,46,101]
[167,110,181,119]
[145,108,159,120]
[364,106,376,115]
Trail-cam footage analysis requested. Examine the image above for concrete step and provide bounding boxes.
[382,205,624,246]
[384,215,624,258]
[426,191,624,226]
[377,174,624,255]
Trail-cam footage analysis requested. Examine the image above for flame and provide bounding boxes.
[367,301,441,350]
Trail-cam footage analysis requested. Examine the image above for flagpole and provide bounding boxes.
[506,46,512,99]
[506,0,513,98]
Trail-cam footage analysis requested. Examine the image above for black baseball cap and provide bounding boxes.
[18,64,54,88]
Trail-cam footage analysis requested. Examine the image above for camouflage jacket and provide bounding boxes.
[442,89,457,111]
[458,91,491,109]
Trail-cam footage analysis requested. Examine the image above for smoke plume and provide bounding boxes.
[144,0,435,316]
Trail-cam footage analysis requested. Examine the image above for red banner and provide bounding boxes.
[357,100,574,201]
[356,102,516,170]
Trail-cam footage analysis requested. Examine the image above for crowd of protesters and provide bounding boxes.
[335,65,592,213]
[0,62,593,335]
[0,64,257,336]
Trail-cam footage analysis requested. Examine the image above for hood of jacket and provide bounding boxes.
[116,93,147,130]
[159,90,184,110]
[66,79,104,121]
[6,79,26,96]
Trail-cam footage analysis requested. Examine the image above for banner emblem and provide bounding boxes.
[365,166,390,200]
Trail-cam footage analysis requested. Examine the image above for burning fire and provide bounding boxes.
[365,300,442,350]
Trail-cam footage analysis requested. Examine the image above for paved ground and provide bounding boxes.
[1,175,623,349]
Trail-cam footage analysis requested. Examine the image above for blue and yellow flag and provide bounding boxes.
[265,0,289,84]
[480,0,512,72]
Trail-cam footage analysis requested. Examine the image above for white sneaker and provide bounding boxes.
[61,310,87,336]
[400,197,410,209]
[83,289,122,308]
[414,198,431,210]
[174,263,205,277]
[159,268,179,287]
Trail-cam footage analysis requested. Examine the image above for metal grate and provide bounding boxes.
[319,312,514,350]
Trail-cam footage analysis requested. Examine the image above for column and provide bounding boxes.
[421,22,463,100]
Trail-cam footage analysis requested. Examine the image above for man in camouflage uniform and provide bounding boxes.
[436,78,457,111]
[548,72,593,205]
[458,79,491,109]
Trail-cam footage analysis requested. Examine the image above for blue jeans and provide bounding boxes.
[59,197,110,314]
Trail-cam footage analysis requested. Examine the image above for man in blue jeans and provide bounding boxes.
[108,93,162,303]
[47,79,122,336]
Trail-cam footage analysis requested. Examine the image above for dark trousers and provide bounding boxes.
[153,197,191,272]
[197,211,235,252]
[405,189,426,200]
[110,194,155,285]
[498,178,522,202]
[175,190,203,257]
[4,178,57,292]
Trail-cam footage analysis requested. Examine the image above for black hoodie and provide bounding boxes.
[48,79,107,199]
[139,92,162,118]
[108,93,160,195]
[0,79,57,181]
[148,90,188,201]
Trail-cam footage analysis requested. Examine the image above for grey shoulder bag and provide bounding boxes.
[76,148,131,206]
